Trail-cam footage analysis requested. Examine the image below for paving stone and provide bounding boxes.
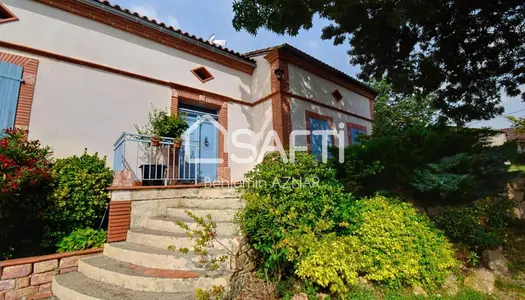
[59,257,80,269]
[30,271,55,286]
[27,291,53,300]
[4,286,38,300]
[16,277,30,288]
[33,260,58,274]
[1,265,31,280]
[38,283,51,292]
[0,280,15,292]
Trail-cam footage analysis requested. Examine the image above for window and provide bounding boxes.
[306,111,334,160]
[331,89,343,102]
[348,123,367,145]
[0,61,23,132]
[191,66,214,83]
[0,3,18,24]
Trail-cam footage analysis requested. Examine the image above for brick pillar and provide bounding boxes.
[269,56,291,149]
[171,89,179,115]
[167,147,179,185]
[217,103,230,182]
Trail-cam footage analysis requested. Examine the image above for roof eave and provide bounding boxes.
[279,45,377,97]
[79,0,256,68]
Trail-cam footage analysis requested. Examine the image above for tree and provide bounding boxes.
[232,0,525,124]
[506,115,525,133]
[371,80,435,136]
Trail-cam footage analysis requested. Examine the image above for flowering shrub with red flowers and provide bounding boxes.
[0,128,52,195]
[0,128,53,260]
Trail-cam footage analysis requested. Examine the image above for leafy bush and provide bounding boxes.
[135,106,188,139]
[57,228,106,252]
[296,234,361,294]
[239,153,457,293]
[0,128,52,259]
[238,151,355,274]
[44,151,113,245]
[347,196,457,288]
[333,125,515,205]
[435,198,514,250]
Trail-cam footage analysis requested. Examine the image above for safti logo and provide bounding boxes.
[182,114,350,164]
[182,115,227,165]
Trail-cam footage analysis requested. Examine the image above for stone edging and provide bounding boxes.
[0,248,103,300]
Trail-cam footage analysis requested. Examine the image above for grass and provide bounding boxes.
[508,164,525,175]
[495,278,525,293]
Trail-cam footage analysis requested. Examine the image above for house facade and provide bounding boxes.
[0,0,376,183]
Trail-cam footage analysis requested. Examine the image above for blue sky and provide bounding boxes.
[112,0,524,129]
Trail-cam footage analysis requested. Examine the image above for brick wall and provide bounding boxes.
[0,52,39,130]
[0,248,102,300]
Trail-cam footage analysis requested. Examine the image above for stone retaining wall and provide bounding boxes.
[0,248,103,300]
[507,178,525,219]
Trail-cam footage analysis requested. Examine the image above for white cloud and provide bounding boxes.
[166,16,180,30]
[129,4,180,29]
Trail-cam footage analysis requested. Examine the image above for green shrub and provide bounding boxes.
[44,151,113,245]
[57,228,106,252]
[238,151,355,274]
[296,234,361,294]
[0,128,53,259]
[435,198,514,250]
[332,126,515,205]
[347,196,457,288]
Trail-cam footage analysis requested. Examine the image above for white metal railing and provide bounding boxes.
[113,133,198,185]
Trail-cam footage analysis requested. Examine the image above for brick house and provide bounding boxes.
[0,0,376,183]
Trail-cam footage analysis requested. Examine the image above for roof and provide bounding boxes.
[245,43,377,96]
[84,0,255,65]
[501,128,525,141]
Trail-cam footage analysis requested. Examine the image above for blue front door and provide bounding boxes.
[308,117,332,159]
[179,108,218,182]
[198,118,218,181]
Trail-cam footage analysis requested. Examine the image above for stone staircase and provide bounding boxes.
[51,187,243,300]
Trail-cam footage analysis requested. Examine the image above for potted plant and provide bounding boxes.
[135,106,189,147]
[135,106,189,185]
[155,110,188,149]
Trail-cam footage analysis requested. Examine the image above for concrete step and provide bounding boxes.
[164,197,244,210]
[52,271,194,300]
[165,208,238,223]
[104,242,232,271]
[77,255,229,293]
[113,187,242,202]
[126,228,240,251]
[145,216,240,236]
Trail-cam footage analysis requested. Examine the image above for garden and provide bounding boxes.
[2,91,525,299]
[0,128,112,260]
[185,81,525,300]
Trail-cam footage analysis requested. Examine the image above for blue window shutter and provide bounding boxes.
[0,61,23,133]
